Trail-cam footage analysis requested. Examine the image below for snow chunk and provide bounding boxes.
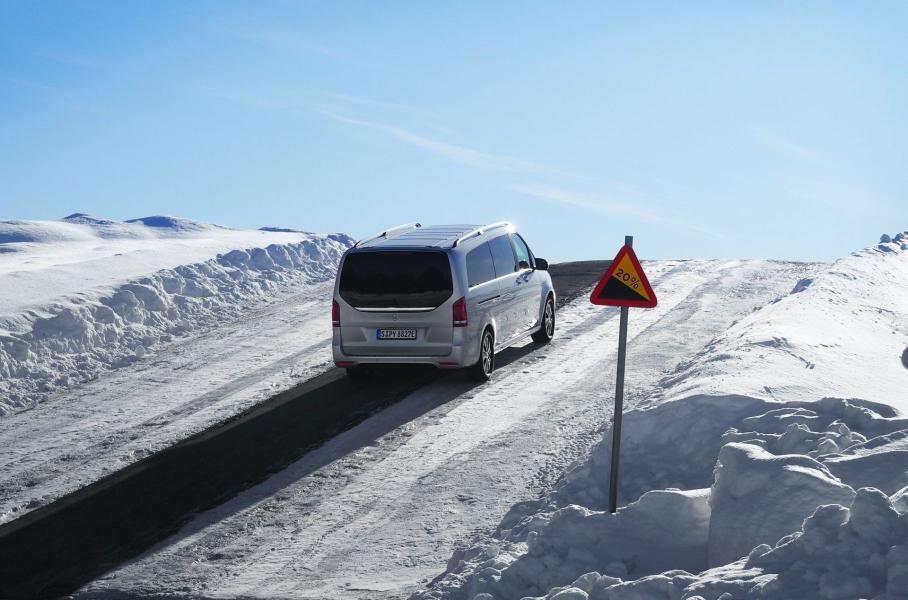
[708,442,855,566]
[823,450,908,495]
[419,489,709,600]
[744,488,908,599]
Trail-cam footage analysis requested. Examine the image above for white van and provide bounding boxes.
[332,223,555,380]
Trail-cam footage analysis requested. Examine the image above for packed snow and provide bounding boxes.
[415,233,908,600]
[0,214,351,412]
[77,258,819,599]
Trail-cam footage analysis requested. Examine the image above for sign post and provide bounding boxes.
[589,236,657,513]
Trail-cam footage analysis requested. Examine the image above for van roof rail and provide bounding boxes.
[451,222,511,248]
[354,222,422,248]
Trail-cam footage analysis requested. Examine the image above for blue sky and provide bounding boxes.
[1,1,905,261]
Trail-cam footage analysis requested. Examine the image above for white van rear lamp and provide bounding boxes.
[453,297,468,327]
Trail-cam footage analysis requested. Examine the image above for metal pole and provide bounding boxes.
[608,235,632,514]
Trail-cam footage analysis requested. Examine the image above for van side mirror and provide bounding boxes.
[535,258,548,270]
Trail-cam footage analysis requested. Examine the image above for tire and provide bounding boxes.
[470,327,495,381]
[345,365,374,381]
[532,295,555,344]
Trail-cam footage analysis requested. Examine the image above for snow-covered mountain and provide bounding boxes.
[0,215,352,413]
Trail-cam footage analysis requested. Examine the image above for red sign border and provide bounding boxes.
[589,245,657,308]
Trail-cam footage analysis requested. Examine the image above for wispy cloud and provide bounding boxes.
[203,85,720,236]
[202,84,569,175]
[745,124,820,162]
[198,85,293,111]
[213,25,395,72]
[215,25,339,59]
[311,91,430,115]
[201,85,440,123]
[783,177,893,216]
[509,184,724,238]
[320,111,576,177]
[4,76,112,115]
[37,49,122,72]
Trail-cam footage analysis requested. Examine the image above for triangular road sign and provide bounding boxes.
[590,245,657,308]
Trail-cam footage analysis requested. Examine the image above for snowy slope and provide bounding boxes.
[0,214,352,413]
[76,258,818,599]
[412,233,908,600]
[654,232,908,411]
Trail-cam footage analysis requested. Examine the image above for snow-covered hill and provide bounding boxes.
[415,234,908,600]
[0,215,352,413]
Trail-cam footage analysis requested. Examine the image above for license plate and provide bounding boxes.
[376,328,417,340]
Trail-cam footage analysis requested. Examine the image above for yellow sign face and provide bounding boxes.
[611,253,651,301]
[590,244,657,308]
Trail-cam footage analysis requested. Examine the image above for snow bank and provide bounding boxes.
[479,489,709,597]
[515,488,908,600]
[415,394,908,600]
[415,233,908,600]
[0,215,352,413]
[654,231,908,413]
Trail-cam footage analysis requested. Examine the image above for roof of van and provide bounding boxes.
[355,223,513,250]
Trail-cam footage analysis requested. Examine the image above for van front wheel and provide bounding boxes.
[532,295,555,344]
[470,328,495,381]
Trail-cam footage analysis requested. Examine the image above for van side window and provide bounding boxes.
[488,235,516,277]
[511,234,533,270]
[466,243,496,287]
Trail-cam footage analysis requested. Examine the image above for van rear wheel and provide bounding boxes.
[470,328,495,381]
[532,295,555,344]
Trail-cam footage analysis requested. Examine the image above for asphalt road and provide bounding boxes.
[0,261,608,599]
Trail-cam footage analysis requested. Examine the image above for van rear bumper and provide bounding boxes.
[332,342,468,369]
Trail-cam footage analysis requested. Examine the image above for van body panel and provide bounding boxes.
[513,268,543,334]
[339,302,455,357]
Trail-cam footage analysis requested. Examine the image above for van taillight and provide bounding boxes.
[453,297,468,327]
[332,300,340,327]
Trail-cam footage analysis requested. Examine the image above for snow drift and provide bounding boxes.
[0,215,352,413]
[414,233,908,600]
[654,232,908,412]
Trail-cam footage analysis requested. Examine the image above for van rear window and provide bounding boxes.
[339,251,453,309]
